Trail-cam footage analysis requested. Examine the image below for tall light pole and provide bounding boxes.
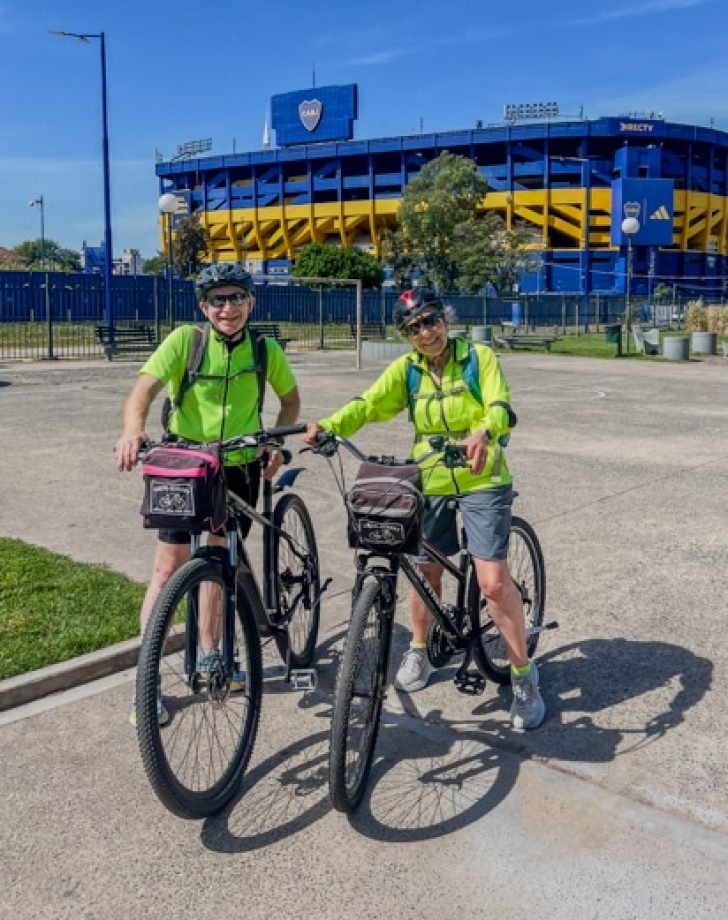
[50,30,114,334]
[29,196,45,269]
[555,156,592,331]
[622,216,640,355]
[158,193,178,328]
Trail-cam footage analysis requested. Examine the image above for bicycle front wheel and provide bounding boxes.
[471,516,546,685]
[329,579,393,813]
[272,493,321,669]
[136,556,262,818]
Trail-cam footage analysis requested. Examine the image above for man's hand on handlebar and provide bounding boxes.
[115,433,148,472]
[262,447,284,480]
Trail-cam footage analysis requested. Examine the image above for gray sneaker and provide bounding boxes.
[394,647,435,693]
[510,662,545,730]
[129,694,170,728]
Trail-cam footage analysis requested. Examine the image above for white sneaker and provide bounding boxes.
[394,647,435,693]
[510,662,545,730]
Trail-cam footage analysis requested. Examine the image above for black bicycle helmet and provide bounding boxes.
[195,262,254,300]
[393,288,444,329]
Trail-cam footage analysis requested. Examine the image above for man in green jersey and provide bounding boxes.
[116,262,300,724]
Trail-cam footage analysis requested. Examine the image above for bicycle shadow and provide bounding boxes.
[468,637,713,764]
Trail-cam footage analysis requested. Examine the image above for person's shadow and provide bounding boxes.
[200,633,711,849]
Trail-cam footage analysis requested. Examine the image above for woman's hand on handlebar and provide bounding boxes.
[115,432,148,472]
[462,429,489,477]
[303,422,324,447]
[262,447,284,481]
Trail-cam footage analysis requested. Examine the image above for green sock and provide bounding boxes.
[511,661,532,676]
[411,641,427,650]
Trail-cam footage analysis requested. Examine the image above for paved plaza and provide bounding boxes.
[0,349,727,919]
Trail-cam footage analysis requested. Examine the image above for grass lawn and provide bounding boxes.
[0,538,144,680]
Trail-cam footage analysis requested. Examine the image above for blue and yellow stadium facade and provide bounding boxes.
[157,108,728,298]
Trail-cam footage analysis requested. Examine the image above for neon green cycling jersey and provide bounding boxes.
[319,337,514,495]
[140,325,296,465]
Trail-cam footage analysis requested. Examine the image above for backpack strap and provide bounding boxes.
[247,326,268,422]
[161,324,210,431]
[405,338,483,423]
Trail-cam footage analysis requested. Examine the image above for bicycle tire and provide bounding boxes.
[272,493,321,669]
[136,555,262,818]
[329,578,393,813]
[471,516,546,685]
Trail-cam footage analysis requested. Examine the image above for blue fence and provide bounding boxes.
[1,270,638,328]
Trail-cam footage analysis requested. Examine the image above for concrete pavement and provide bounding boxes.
[1,349,727,918]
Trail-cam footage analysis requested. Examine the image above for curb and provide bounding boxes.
[0,636,142,712]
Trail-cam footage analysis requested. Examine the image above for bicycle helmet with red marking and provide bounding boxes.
[393,288,444,329]
[195,262,254,300]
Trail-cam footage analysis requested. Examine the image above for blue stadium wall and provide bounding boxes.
[156,116,728,298]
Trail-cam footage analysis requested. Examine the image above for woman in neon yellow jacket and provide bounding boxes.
[304,289,545,730]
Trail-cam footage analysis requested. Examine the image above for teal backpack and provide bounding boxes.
[405,337,517,431]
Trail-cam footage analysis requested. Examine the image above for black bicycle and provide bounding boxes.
[135,425,326,819]
[311,432,553,813]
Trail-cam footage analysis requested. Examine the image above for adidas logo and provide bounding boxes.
[650,205,670,220]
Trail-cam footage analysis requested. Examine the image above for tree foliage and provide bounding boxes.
[142,253,167,275]
[171,214,209,278]
[291,242,383,288]
[382,151,539,294]
[14,238,81,271]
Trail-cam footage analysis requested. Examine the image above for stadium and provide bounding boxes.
[156,83,728,302]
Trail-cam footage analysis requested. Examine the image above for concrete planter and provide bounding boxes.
[662,336,690,361]
[361,339,410,360]
[691,331,717,355]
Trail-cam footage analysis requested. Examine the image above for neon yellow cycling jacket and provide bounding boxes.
[319,338,514,495]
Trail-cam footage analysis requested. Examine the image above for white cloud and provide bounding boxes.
[576,0,711,26]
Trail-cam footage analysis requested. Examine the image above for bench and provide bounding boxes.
[95,324,157,361]
[497,333,560,352]
[349,321,386,341]
[248,322,290,350]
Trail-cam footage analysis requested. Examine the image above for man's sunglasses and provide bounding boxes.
[205,292,251,307]
[405,312,444,336]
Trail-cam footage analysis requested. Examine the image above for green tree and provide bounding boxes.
[291,242,383,288]
[392,151,489,292]
[455,217,541,295]
[142,253,167,275]
[172,214,209,278]
[15,238,81,271]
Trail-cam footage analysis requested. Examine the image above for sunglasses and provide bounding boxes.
[405,312,444,336]
[205,292,251,308]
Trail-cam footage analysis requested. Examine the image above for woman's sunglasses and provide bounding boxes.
[405,312,444,336]
[205,292,251,308]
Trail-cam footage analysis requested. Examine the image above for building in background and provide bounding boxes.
[156,84,728,298]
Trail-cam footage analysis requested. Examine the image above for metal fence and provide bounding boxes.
[0,269,692,361]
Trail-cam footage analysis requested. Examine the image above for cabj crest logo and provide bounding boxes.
[299,98,323,132]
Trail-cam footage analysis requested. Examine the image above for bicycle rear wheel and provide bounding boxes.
[272,493,321,669]
[329,579,393,813]
[471,516,546,685]
[136,556,262,818]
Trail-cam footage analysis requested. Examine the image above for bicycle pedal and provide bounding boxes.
[289,668,317,691]
[454,671,486,695]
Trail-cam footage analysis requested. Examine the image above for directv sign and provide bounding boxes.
[272,84,358,146]
[610,178,674,246]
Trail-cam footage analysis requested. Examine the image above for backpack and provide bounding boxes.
[160,324,268,431]
[405,337,517,429]
[405,337,482,422]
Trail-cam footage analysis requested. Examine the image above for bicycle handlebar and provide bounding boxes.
[139,423,308,462]
[308,431,469,469]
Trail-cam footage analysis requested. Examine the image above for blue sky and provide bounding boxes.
[1,0,726,259]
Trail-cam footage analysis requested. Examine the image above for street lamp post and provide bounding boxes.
[29,196,45,269]
[621,216,640,355]
[158,193,178,328]
[50,30,114,336]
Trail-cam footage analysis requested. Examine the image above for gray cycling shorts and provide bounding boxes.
[409,485,513,564]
